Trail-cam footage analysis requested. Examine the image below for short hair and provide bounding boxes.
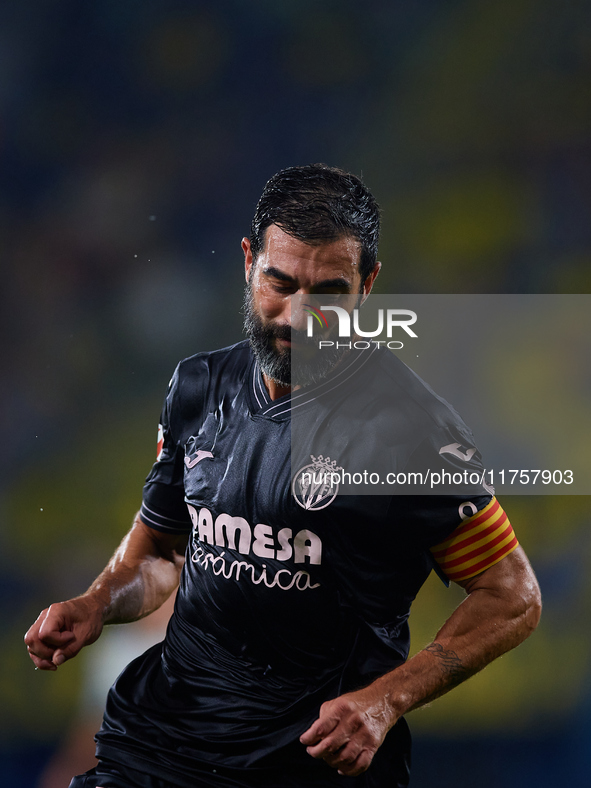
[249,164,380,284]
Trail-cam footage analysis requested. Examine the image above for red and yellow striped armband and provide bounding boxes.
[430,498,518,582]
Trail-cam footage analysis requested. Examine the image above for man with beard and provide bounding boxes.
[25,164,541,788]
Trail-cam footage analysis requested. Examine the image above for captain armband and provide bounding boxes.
[430,497,519,582]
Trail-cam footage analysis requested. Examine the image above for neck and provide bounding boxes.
[262,374,299,401]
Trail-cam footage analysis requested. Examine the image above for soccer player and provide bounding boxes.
[25,164,541,788]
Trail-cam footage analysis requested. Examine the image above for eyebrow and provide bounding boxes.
[262,266,352,290]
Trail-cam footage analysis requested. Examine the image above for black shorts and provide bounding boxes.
[70,729,411,788]
[68,761,211,788]
[68,758,410,788]
[68,759,321,788]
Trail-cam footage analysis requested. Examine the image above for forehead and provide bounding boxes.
[258,224,362,285]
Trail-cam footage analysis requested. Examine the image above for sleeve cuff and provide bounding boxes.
[140,501,192,534]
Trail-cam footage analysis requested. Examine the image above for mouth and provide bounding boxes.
[272,326,318,353]
[276,336,317,352]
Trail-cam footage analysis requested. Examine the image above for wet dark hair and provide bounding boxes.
[249,164,380,284]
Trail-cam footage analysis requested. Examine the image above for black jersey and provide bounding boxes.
[95,340,491,788]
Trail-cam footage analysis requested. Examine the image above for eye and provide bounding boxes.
[272,283,294,294]
[314,292,349,303]
[318,293,340,301]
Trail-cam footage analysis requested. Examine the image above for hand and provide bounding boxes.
[24,597,104,671]
[299,686,395,777]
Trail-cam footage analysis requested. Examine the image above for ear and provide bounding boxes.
[242,237,253,283]
[360,261,382,304]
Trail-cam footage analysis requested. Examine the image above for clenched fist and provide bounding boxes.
[24,597,104,671]
[300,686,396,777]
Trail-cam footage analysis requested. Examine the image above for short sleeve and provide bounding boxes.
[403,419,492,498]
[140,365,192,534]
[389,419,506,584]
[392,494,494,550]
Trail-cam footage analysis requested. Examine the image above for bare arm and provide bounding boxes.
[24,513,187,671]
[300,546,542,777]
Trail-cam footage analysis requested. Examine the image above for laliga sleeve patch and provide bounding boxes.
[156,423,164,461]
[430,497,518,582]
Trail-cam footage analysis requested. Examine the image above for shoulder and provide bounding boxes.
[174,339,252,388]
[369,347,467,433]
[166,340,252,427]
[369,351,487,483]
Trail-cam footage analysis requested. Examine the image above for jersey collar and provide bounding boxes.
[248,344,379,421]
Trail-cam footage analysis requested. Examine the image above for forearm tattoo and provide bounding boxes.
[419,642,473,705]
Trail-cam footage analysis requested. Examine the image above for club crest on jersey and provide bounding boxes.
[292,455,343,511]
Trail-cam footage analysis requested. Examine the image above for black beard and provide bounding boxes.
[243,280,347,388]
